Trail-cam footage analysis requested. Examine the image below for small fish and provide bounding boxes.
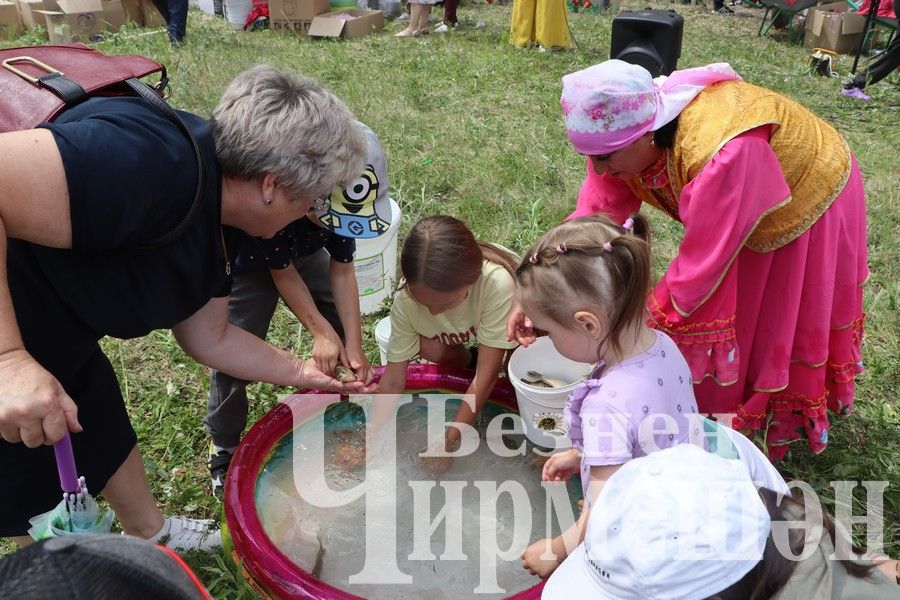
[522,370,569,388]
[334,365,357,383]
[311,533,326,578]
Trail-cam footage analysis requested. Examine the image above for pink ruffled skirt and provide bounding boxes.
[650,158,868,460]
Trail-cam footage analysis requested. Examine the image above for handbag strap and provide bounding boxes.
[124,78,207,250]
[4,57,206,250]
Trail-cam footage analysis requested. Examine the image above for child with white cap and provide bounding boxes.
[541,444,899,599]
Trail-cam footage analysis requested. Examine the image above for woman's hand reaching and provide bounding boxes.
[298,358,376,393]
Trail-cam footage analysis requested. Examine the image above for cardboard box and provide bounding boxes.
[0,0,22,37]
[270,0,328,32]
[101,0,124,28]
[804,2,867,54]
[37,0,106,42]
[119,0,141,23]
[308,8,383,38]
[272,17,313,34]
[15,0,43,29]
[140,0,164,26]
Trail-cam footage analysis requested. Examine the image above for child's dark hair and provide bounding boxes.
[515,213,651,361]
[400,215,518,292]
[709,488,878,600]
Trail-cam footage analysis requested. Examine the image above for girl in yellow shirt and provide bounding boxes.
[377,215,519,455]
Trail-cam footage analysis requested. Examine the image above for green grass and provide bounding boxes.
[3,2,898,597]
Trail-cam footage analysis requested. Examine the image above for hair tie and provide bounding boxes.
[529,253,539,264]
[556,243,568,254]
[622,218,635,232]
[602,241,613,253]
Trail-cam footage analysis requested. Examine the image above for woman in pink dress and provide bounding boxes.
[518,60,868,460]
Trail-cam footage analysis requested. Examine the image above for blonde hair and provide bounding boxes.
[515,214,651,359]
[400,216,518,292]
[211,65,366,201]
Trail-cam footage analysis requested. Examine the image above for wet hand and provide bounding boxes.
[521,538,563,579]
[298,359,367,393]
[0,349,82,447]
[542,448,581,482]
[418,434,458,474]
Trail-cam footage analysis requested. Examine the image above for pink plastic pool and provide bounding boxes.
[224,364,549,599]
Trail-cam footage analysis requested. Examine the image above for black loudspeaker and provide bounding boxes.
[610,10,684,77]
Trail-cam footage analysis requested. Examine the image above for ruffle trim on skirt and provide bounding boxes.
[733,314,865,461]
[647,303,740,386]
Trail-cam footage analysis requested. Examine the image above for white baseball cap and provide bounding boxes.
[542,444,771,600]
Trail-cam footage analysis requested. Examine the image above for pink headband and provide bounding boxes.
[561,60,742,156]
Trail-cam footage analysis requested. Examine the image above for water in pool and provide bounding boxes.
[255,394,582,599]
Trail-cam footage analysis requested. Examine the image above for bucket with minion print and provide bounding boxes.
[315,123,399,315]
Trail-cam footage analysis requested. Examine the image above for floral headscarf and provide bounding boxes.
[561,60,742,156]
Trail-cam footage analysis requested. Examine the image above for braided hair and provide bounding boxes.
[515,213,652,361]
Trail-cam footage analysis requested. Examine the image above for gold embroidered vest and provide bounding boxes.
[625,81,851,252]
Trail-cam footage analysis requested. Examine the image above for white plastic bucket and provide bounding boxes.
[374,316,391,365]
[223,0,252,29]
[508,337,593,448]
[354,198,400,316]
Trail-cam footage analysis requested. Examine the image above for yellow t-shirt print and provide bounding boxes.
[386,260,519,363]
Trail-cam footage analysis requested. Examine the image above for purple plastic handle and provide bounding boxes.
[53,432,80,494]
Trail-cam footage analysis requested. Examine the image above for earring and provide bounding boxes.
[264,197,273,206]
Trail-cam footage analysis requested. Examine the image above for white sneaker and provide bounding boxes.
[149,516,222,552]
[435,22,450,32]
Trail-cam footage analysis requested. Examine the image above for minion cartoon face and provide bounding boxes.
[318,164,390,239]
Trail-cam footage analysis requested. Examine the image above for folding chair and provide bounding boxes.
[846,0,897,48]
[867,15,897,47]
[758,0,821,42]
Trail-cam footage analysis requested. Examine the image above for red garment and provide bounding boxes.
[243,0,269,29]
[856,0,896,18]
[570,127,868,460]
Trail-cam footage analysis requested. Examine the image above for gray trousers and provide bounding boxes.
[205,249,345,449]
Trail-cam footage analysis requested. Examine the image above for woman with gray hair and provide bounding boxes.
[0,64,373,550]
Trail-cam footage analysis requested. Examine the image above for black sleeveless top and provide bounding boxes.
[7,96,232,377]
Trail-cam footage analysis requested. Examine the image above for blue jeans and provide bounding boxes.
[151,0,188,43]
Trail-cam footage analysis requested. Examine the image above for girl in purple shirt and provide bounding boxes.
[510,213,698,579]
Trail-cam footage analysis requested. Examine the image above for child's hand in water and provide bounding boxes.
[542,448,581,482]
[418,434,458,474]
[521,538,563,579]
